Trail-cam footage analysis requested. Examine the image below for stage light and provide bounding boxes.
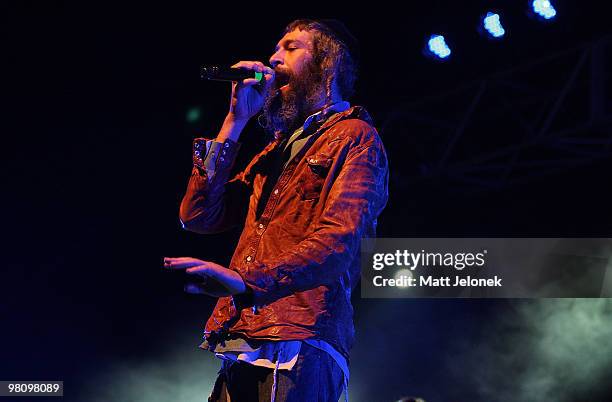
[532,0,557,20]
[483,12,505,38]
[427,35,451,59]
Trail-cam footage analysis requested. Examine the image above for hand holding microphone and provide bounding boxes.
[206,61,274,143]
[220,61,274,121]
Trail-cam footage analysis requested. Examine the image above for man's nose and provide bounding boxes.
[269,50,283,68]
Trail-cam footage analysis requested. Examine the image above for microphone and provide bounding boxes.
[200,65,264,82]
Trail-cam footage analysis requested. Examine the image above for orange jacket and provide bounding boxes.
[180,106,389,361]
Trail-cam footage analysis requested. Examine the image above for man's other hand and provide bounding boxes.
[163,257,247,297]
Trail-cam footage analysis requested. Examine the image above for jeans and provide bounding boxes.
[208,343,345,402]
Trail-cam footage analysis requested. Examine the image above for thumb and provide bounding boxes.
[184,283,207,294]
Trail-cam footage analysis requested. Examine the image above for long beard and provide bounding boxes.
[261,62,325,137]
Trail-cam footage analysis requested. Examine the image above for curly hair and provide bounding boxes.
[283,19,359,102]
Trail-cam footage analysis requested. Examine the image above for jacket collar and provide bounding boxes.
[317,105,374,132]
[303,101,351,131]
[271,105,374,148]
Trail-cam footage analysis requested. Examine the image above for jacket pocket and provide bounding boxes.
[296,154,333,200]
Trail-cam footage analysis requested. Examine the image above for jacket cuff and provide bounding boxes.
[235,262,283,308]
[193,137,241,181]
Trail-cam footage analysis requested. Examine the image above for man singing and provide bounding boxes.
[164,19,389,402]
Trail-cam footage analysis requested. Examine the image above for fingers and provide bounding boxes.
[164,257,237,296]
[261,70,275,93]
[184,282,207,294]
[241,78,261,86]
[163,257,204,270]
[231,61,275,87]
[185,265,225,284]
[231,60,264,86]
[164,257,223,279]
[231,60,266,72]
[186,265,211,276]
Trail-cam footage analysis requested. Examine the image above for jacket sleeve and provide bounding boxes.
[179,137,250,234]
[237,131,389,306]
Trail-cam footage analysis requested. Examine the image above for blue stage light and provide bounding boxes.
[532,0,557,20]
[483,12,505,38]
[427,35,451,59]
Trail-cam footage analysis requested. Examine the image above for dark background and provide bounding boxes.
[2,1,612,401]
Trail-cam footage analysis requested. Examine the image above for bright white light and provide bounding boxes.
[428,35,451,59]
[394,269,413,287]
[483,12,505,38]
[532,0,557,19]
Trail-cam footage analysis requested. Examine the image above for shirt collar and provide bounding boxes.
[302,101,351,131]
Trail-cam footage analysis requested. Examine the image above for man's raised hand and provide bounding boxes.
[228,61,275,121]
